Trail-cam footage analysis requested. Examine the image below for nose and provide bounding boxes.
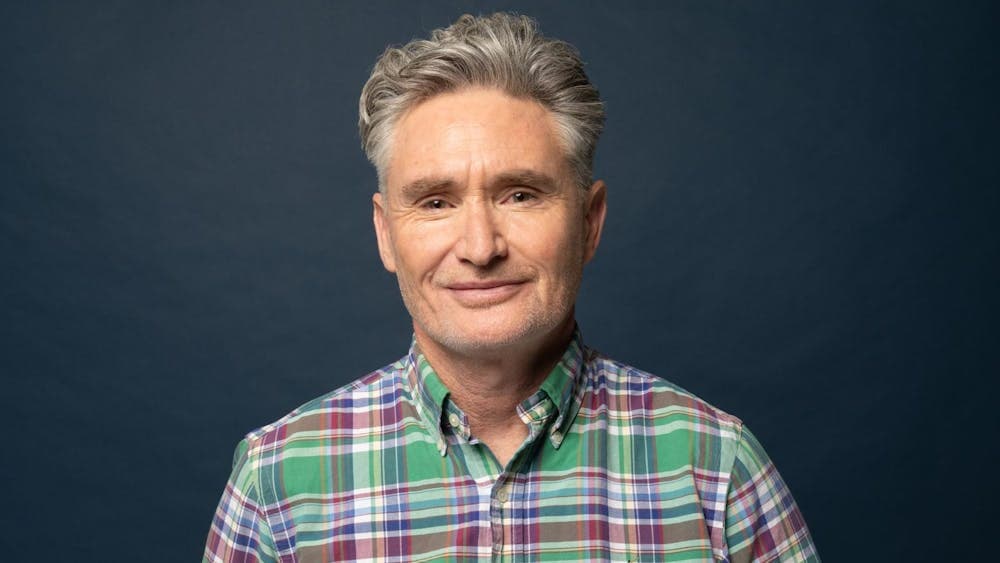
[454,200,507,266]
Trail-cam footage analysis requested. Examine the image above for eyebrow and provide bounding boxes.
[398,177,455,201]
[489,169,559,192]
[398,169,558,200]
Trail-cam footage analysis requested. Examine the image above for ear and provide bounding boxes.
[582,180,607,264]
[372,192,397,273]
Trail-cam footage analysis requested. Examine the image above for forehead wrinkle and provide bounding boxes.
[387,89,572,197]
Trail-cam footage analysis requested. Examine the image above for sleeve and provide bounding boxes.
[724,426,820,563]
[202,438,279,563]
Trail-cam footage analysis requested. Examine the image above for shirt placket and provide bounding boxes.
[495,404,556,562]
[441,404,504,560]
[490,478,513,562]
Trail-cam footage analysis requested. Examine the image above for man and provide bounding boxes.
[205,13,818,562]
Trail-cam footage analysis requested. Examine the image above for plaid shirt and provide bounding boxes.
[204,331,818,562]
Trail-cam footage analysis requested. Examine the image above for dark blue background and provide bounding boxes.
[2,1,996,561]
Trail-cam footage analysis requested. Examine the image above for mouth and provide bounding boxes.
[444,280,527,307]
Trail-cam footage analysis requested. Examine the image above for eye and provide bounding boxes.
[423,199,448,210]
[509,191,535,203]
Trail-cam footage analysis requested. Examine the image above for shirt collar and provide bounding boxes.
[404,343,450,455]
[532,330,585,449]
[403,328,587,456]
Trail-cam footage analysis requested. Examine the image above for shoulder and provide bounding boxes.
[582,346,744,436]
[238,357,411,458]
[580,350,819,559]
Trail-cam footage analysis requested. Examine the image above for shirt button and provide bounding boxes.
[496,489,509,503]
[551,430,563,442]
[448,413,461,428]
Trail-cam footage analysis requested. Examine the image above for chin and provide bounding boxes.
[420,312,570,357]
[436,327,535,355]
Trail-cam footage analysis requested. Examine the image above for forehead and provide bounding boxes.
[385,88,570,192]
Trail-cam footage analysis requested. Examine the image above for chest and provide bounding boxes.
[270,449,718,562]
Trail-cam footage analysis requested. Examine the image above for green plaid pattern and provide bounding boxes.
[204,331,818,561]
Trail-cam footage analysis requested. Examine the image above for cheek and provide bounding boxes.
[392,223,452,278]
[518,222,585,274]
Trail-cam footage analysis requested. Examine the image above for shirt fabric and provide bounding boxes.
[204,331,819,562]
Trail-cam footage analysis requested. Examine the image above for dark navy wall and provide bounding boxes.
[2,2,996,561]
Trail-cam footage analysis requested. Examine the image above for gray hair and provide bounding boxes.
[359,12,605,191]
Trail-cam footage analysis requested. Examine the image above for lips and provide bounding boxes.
[446,280,522,290]
[443,279,526,307]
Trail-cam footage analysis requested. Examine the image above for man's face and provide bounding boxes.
[373,88,606,356]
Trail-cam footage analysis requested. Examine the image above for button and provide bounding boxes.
[492,525,503,551]
[448,413,461,428]
[496,489,509,503]
[551,430,563,443]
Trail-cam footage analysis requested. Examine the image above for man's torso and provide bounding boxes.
[204,335,816,562]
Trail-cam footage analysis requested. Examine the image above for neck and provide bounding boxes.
[415,317,575,465]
